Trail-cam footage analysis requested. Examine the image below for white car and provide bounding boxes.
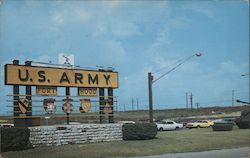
[118,121,135,124]
[0,123,14,128]
[156,120,183,131]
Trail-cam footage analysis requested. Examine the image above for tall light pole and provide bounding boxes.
[232,90,235,106]
[148,53,202,123]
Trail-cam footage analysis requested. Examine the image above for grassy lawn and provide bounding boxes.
[2,126,249,158]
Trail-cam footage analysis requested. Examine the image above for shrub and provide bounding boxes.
[122,123,157,140]
[236,120,250,129]
[1,127,32,152]
[212,123,233,131]
[236,109,250,129]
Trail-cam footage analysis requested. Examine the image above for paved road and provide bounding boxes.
[119,147,250,158]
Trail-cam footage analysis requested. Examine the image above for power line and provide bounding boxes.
[152,54,201,84]
[152,56,189,74]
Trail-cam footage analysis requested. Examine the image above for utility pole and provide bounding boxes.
[132,98,134,111]
[124,104,126,112]
[148,72,153,123]
[147,53,202,124]
[190,93,193,111]
[196,102,199,109]
[137,98,139,110]
[232,90,235,106]
[185,92,188,109]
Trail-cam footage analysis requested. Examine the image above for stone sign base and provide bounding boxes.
[29,124,122,147]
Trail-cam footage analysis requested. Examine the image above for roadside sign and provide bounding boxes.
[43,98,56,114]
[18,98,29,114]
[36,86,57,96]
[80,99,91,113]
[5,64,119,88]
[78,88,97,97]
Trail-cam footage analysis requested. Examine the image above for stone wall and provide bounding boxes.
[29,124,123,147]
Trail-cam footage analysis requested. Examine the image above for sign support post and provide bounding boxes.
[66,87,70,125]
[13,60,20,126]
[108,88,114,123]
[25,61,32,126]
[99,88,105,123]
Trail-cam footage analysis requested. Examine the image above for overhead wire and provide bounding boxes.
[152,54,197,83]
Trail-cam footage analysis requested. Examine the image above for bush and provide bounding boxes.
[236,109,250,129]
[122,123,157,140]
[212,123,233,131]
[1,127,32,152]
[236,121,250,129]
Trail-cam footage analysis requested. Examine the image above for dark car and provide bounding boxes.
[213,118,236,124]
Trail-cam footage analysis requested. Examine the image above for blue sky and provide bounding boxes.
[0,0,249,114]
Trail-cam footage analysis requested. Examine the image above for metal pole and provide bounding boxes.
[148,72,153,123]
[232,90,235,106]
[196,102,199,109]
[137,98,139,110]
[186,92,188,109]
[99,88,105,123]
[25,61,32,126]
[132,98,134,111]
[190,93,193,111]
[66,87,70,125]
[108,88,114,123]
[13,60,19,126]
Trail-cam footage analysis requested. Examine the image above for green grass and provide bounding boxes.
[2,127,249,158]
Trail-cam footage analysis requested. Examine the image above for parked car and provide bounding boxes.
[64,122,81,125]
[118,121,135,124]
[186,120,214,129]
[0,123,14,128]
[156,120,183,131]
[213,118,236,125]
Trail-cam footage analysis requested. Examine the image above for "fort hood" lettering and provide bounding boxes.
[5,64,118,88]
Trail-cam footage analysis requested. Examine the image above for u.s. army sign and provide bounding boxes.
[5,64,118,88]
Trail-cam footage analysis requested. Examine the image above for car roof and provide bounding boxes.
[0,123,14,125]
[162,120,174,121]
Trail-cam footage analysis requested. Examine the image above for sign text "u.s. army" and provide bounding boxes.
[5,64,118,88]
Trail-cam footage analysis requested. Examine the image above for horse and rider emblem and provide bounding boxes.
[18,98,29,114]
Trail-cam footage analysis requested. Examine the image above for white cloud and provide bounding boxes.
[183,3,214,18]
[104,40,126,64]
[220,60,241,74]
[52,13,64,26]
[153,56,171,69]
[101,0,126,8]
[112,22,142,38]
[147,27,170,56]
[170,16,191,28]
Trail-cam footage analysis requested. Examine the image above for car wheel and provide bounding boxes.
[197,125,200,128]
[159,128,163,131]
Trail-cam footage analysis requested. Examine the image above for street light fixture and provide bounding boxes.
[236,100,250,105]
[241,73,249,77]
[148,53,202,123]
